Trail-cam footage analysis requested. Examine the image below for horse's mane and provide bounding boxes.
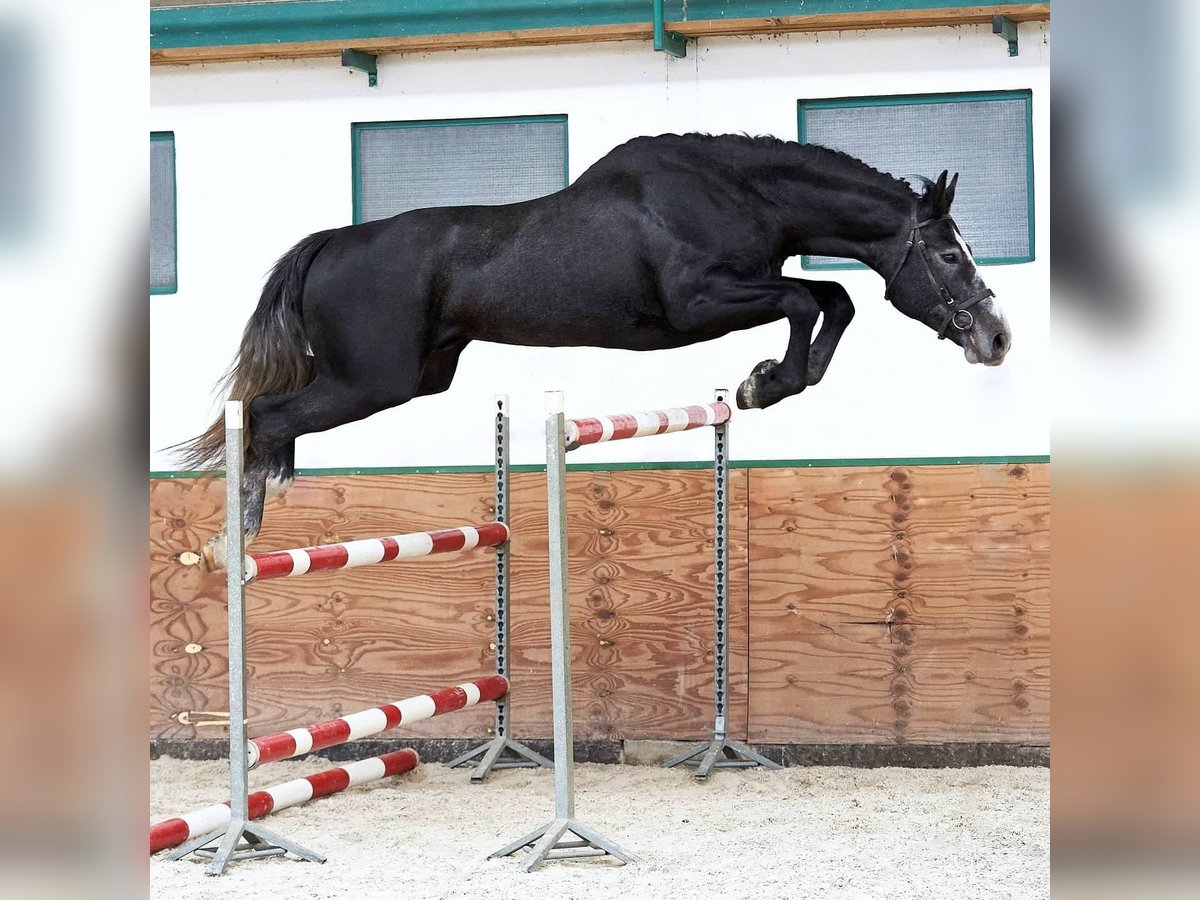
[672,132,919,197]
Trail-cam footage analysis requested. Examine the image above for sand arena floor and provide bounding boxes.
[151,757,1048,899]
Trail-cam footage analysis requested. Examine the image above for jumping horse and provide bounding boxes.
[178,133,1011,560]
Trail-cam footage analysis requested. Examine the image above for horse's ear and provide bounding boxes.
[944,172,960,209]
[929,170,953,216]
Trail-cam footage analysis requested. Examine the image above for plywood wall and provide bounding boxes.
[149,463,1047,747]
[746,464,1049,745]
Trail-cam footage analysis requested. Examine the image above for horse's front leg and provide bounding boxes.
[733,278,855,407]
[800,279,855,387]
[671,270,822,410]
[736,288,820,409]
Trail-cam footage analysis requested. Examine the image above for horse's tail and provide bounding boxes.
[173,229,336,471]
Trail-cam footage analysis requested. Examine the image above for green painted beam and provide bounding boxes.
[151,1,1048,51]
[653,0,689,58]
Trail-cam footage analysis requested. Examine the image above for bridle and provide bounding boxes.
[882,215,994,339]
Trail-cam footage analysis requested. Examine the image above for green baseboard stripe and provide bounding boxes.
[150,455,1048,480]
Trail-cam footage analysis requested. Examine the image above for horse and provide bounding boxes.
[176,133,1011,563]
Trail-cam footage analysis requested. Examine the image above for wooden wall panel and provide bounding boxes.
[151,462,1047,748]
[505,469,748,741]
[150,468,740,744]
[151,474,503,742]
[746,464,1049,745]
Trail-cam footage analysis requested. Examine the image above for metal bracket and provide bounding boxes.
[992,16,1018,57]
[341,48,378,86]
[653,0,688,59]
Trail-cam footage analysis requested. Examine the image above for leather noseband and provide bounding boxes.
[883,215,994,339]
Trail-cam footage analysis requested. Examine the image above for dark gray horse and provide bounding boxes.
[179,133,1010,557]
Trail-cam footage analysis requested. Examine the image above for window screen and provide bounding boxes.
[798,91,1034,268]
[150,133,177,293]
[0,30,30,241]
[353,116,567,223]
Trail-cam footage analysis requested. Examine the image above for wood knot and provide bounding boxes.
[599,638,614,647]
[1010,465,1027,477]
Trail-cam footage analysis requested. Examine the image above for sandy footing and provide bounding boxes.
[151,757,1048,899]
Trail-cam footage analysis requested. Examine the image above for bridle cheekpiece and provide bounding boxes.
[883,215,995,339]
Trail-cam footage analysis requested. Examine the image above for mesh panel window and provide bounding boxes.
[353,117,567,223]
[150,133,177,293]
[799,91,1034,267]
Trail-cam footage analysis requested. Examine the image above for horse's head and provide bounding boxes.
[883,171,1011,366]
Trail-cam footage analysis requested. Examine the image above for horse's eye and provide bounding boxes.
[940,252,958,264]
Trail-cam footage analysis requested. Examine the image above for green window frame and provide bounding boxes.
[150,131,178,295]
[351,114,569,224]
[797,89,1035,270]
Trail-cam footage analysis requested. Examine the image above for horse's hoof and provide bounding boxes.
[750,358,779,377]
[200,537,228,572]
[736,377,761,410]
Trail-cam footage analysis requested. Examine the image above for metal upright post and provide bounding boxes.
[448,396,551,780]
[167,401,325,874]
[490,392,637,871]
[663,389,781,779]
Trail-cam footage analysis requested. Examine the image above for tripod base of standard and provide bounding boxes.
[662,735,782,780]
[490,817,638,872]
[445,736,553,782]
[165,818,325,876]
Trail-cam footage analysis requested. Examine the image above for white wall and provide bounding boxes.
[149,23,1050,470]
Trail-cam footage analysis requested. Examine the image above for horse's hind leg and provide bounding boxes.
[203,365,425,568]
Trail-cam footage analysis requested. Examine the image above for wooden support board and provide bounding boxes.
[150,468,748,744]
[746,464,1048,745]
[150,463,1047,747]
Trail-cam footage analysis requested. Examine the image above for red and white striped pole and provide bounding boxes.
[565,402,731,450]
[150,749,419,854]
[244,522,509,581]
[247,675,509,768]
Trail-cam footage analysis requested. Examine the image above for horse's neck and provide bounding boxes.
[751,158,913,271]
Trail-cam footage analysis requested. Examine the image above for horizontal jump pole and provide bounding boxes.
[245,521,509,581]
[149,749,419,854]
[247,675,509,768]
[565,402,731,451]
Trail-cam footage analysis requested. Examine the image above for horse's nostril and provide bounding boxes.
[992,331,1009,355]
